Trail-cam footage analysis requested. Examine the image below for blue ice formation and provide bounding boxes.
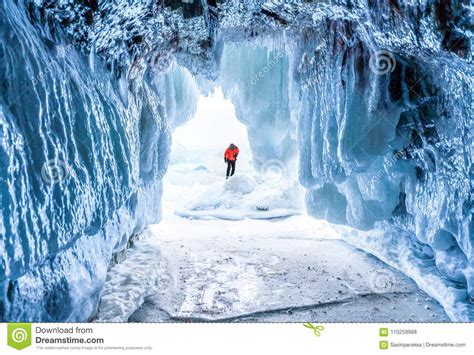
[1,0,172,321]
[1,0,472,321]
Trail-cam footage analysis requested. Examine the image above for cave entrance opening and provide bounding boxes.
[161,41,308,222]
[129,78,352,321]
[166,86,255,217]
[98,43,448,323]
[163,85,305,221]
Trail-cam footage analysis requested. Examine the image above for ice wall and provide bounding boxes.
[1,0,472,321]
[0,0,173,321]
[291,2,473,320]
[206,0,473,320]
[154,63,200,130]
[218,42,298,173]
[215,0,473,321]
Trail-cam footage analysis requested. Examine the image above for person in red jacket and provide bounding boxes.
[224,143,239,179]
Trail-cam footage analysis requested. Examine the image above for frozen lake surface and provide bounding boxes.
[97,165,449,322]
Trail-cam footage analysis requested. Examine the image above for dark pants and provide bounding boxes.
[226,160,236,177]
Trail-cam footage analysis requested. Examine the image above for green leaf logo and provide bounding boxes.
[303,322,325,337]
[7,323,32,350]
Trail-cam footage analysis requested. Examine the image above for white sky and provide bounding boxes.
[172,87,252,170]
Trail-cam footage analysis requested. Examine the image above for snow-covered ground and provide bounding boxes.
[97,163,449,322]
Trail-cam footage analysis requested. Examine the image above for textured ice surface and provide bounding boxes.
[128,226,449,322]
[218,42,298,172]
[0,1,173,321]
[96,230,169,323]
[154,62,200,130]
[288,3,473,320]
[1,0,473,321]
[100,168,448,322]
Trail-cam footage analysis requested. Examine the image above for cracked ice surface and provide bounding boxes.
[129,225,448,322]
[97,166,448,322]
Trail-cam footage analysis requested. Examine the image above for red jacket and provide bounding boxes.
[224,147,239,161]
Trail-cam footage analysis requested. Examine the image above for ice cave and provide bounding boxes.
[0,0,472,323]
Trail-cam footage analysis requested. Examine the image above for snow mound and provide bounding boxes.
[172,171,304,221]
[224,174,257,194]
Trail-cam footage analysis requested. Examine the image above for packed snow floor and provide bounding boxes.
[97,165,449,322]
